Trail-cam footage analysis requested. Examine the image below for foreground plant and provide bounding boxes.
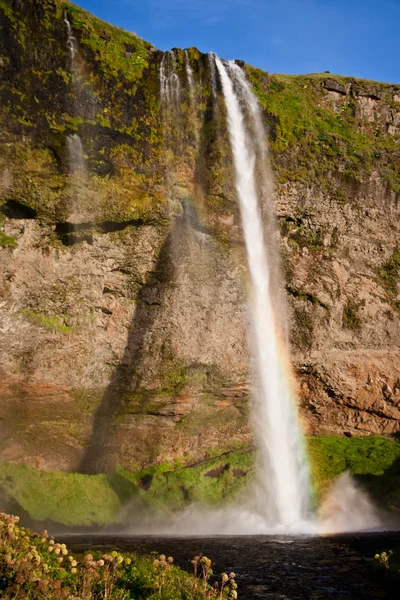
[370,548,400,597]
[191,555,238,599]
[0,512,239,599]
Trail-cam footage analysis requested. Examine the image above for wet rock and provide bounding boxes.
[204,464,229,477]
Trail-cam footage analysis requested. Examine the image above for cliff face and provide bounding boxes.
[0,0,399,474]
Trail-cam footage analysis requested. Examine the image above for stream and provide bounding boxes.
[61,531,400,599]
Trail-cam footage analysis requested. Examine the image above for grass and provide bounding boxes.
[0,231,17,248]
[0,450,254,526]
[0,464,133,526]
[122,448,255,513]
[246,67,400,194]
[65,1,150,90]
[307,436,400,504]
[1,437,399,527]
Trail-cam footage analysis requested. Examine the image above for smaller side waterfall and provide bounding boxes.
[208,52,218,108]
[66,134,88,226]
[67,134,87,176]
[64,13,77,62]
[160,50,181,109]
[184,50,196,103]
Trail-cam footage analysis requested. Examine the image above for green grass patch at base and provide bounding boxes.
[307,436,400,505]
[0,464,135,526]
[0,437,399,527]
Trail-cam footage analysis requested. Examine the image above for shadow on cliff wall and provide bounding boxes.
[79,217,186,475]
[80,81,225,477]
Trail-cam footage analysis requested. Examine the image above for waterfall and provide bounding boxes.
[184,50,196,102]
[64,13,77,62]
[208,52,218,109]
[160,50,181,109]
[67,134,86,176]
[215,56,311,529]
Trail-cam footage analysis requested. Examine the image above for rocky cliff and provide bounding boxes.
[0,0,399,479]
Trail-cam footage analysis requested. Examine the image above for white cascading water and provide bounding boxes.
[215,57,311,529]
[184,50,199,147]
[160,50,181,109]
[208,52,218,109]
[67,133,86,176]
[184,50,195,102]
[64,13,77,62]
[123,52,386,536]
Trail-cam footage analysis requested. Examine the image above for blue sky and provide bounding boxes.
[77,0,399,83]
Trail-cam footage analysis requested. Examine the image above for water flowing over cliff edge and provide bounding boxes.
[0,0,399,527]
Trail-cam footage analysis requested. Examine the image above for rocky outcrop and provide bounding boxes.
[0,0,399,474]
[277,176,400,436]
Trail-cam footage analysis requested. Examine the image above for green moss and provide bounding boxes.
[0,463,131,526]
[246,68,400,195]
[0,230,17,247]
[376,247,400,297]
[0,437,399,526]
[342,301,362,330]
[20,309,73,334]
[307,436,400,504]
[64,2,150,90]
[281,217,327,254]
[129,450,254,513]
[0,449,254,525]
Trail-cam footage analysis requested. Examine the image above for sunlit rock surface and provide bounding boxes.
[0,0,399,481]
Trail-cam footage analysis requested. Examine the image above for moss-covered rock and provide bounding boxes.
[0,437,399,527]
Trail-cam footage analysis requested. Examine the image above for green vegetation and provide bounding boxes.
[307,436,400,506]
[0,438,399,527]
[121,448,254,513]
[0,449,254,526]
[0,464,131,526]
[376,247,400,297]
[246,68,400,194]
[370,548,400,595]
[65,2,150,90]
[1,0,399,227]
[0,230,17,248]
[0,0,166,224]
[286,285,328,309]
[20,309,73,334]
[0,513,237,599]
[342,301,362,330]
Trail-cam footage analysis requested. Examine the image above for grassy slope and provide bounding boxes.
[1,437,399,527]
[247,67,400,193]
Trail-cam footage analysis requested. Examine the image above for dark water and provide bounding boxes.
[60,532,400,599]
